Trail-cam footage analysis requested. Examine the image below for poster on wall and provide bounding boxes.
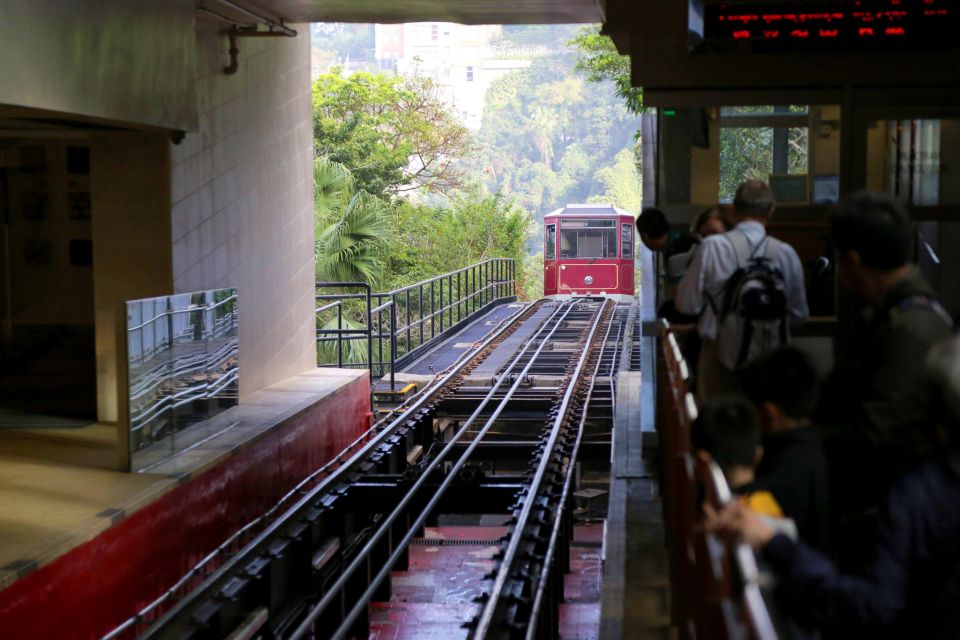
[813,176,840,204]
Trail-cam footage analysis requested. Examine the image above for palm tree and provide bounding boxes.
[314,156,391,287]
[314,154,353,221]
[314,156,391,368]
[316,315,369,368]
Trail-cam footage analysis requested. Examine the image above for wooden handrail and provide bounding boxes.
[658,321,780,640]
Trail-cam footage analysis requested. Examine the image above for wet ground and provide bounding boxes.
[369,523,603,640]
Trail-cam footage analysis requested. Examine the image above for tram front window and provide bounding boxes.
[560,219,617,259]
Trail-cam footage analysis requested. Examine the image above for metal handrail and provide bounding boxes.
[127,296,236,333]
[658,325,780,639]
[315,283,373,404]
[315,258,516,390]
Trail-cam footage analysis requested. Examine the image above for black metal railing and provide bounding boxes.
[316,258,516,389]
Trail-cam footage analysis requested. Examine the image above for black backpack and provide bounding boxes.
[711,232,789,370]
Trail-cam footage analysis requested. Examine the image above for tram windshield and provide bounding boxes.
[559,219,618,259]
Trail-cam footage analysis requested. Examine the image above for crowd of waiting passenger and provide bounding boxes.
[637,182,960,639]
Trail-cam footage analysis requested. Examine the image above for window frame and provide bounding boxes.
[717,106,812,203]
[559,225,618,259]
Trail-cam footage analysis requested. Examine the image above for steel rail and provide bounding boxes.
[293,301,584,640]
[524,309,616,639]
[140,300,547,640]
[106,301,536,640]
[370,303,530,429]
[474,299,612,638]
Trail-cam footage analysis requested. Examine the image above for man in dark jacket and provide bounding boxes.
[742,347,830,550]
[705,336,960,639]
[815,192,954,542]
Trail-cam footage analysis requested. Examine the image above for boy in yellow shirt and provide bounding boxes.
[690,396,795,531]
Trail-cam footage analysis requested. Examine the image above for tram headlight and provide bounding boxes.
[584,275,593,285]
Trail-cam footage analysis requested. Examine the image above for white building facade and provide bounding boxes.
[374,23,538,129]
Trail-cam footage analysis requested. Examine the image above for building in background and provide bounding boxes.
[375,23,555,129]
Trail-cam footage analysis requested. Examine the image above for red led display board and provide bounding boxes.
[690,0,960,51]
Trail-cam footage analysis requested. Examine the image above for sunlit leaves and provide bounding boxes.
[314,157,391,288]
[312,70,473,198]
[569,25,645,116]
[471,55,640,219]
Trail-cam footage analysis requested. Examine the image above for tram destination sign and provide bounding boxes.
[689,0,960,52]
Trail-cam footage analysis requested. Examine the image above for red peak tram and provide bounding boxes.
[543,204,636,303]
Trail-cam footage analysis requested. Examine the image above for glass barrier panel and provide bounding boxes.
[127,288,238,472]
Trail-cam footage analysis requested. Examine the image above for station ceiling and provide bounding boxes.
[253,0,604,24]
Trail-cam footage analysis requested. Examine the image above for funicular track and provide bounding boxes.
[140,298,617,640]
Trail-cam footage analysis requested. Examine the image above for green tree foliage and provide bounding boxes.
[312,71,472,198]
[522,252,545,301]
[313,156,392,288]
[718,127,809,201]
[569,25,644,116]
[317,315,368,366]
[589,147,643,211]
[471,55,640,223]
[313,72,408,198]
[387,192,536,298]
[311,37,639,308]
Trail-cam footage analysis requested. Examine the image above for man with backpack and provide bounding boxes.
[675,179,809,401]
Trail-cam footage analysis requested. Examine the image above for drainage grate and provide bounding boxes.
[412,538,501,547]
[571,540,603,549]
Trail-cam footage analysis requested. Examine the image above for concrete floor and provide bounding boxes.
[0,368,367,590]
[0,451,171,588]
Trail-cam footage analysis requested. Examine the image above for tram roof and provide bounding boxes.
[544,204,634,219]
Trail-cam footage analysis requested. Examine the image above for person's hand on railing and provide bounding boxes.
[665,323,697,334]
[703,500,775,550]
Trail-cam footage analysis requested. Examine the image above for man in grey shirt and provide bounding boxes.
[675,180,809,401]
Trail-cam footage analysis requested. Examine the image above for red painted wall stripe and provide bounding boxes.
[0,377,370,640]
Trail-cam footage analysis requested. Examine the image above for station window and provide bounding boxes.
[560,219,618,259]
[465,66,475,82]
[545,224,556,260]
[718,106,809,202]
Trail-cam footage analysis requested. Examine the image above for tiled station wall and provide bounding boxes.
[169,22,316,397]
